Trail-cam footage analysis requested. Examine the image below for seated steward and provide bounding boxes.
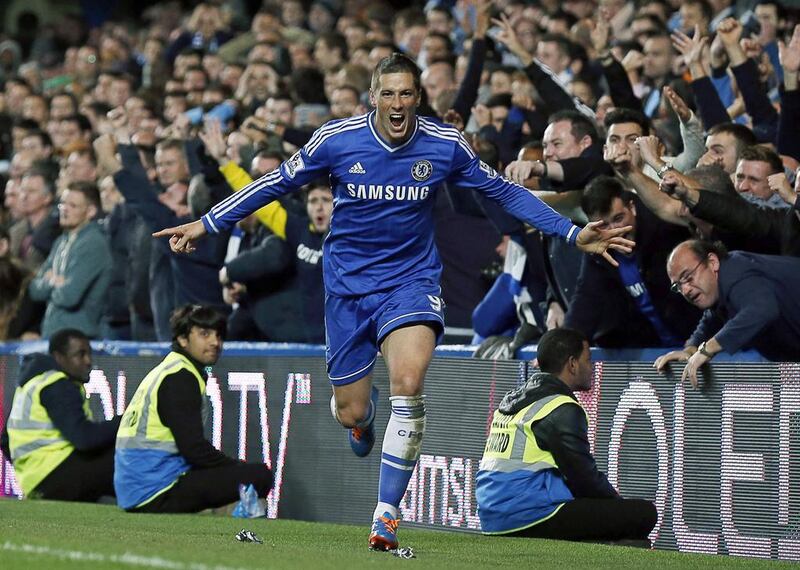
[4,328,119,501]
[114,304,273,513]
[476,328,657,543]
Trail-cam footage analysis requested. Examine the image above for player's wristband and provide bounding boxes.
[202,213,220,234]
[566,224,580,245]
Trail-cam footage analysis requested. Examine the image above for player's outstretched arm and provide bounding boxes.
[575,221,635,267]
[152,219,207,254]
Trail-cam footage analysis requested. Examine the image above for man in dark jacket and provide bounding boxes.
[213,149,311,343]
[502,112,611,340]
[287,183,328,342]
[505,110,613,193]
[656,240,800,387]
[15,163,61,272]
[114,305,272,513]
[97,120,230,341]
[564,176,701,347]
[659,168,800,257]
[2,328,119,501]
[221,214,306,341]
[203,118,328,343]
[610,139,777,255]
[477,328,657,543]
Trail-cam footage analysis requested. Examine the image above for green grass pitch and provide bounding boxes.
[0,500,793,569]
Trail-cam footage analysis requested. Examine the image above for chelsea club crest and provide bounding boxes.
[411,160,433,182]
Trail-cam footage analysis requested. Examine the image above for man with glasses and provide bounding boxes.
[655,240,800,387]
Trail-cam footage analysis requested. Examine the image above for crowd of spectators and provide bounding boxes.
[0,0,798,361]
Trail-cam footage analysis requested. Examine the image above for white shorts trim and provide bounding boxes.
[377,311,444,340]
[328,356,377,382]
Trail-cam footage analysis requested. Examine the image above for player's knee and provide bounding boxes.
[333,399,371,428]
[389,373,423,397]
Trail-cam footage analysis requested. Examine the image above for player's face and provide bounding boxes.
[370,72,420,146]
[178,326,223,366]
[306,187,333,233]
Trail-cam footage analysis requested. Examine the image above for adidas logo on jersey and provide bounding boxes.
[349,162,366,174]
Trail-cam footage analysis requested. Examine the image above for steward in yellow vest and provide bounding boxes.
[476,328,657,545]
[114,305,272,513]
[2,329,119,501]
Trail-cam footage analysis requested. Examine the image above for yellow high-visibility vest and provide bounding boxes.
[480,394,585,475]
[7,371,91,496]
[116,351,205,454]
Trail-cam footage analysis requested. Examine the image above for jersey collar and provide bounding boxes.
[368,110,418,153]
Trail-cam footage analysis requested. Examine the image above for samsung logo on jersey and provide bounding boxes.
[346,184,430,201]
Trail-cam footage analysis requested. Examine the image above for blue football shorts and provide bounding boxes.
[324,280,445,386]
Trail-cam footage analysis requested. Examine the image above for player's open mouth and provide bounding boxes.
[389,113,405,130]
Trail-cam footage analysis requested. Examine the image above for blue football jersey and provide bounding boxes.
[203,112,581,296]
